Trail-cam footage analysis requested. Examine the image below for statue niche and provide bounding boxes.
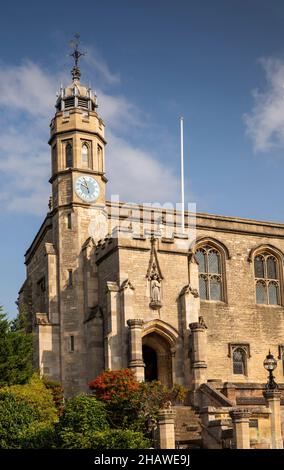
[150,270,162,310]
[147,238,163,310]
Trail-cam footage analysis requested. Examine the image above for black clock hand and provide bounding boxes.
[82,178,90,193]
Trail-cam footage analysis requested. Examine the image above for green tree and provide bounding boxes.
[0,306,33,386]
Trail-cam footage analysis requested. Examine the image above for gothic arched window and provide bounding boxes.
[195,245,223,301]
[82,143,90,168]
[254,253,280,305]
[232,347,246,375]
[65,142,73,168]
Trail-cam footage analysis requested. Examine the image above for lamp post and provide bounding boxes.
[263,350,278,390]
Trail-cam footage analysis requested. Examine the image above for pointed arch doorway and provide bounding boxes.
[142,332,173,387]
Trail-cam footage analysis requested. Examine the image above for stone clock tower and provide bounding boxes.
[49,65,107,211]
[42,49,108,396]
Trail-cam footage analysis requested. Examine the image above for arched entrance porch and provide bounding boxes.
[141,320,179,388]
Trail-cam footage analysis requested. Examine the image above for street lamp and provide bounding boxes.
[263,350,278,390]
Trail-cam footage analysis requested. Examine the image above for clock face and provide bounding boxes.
[75,175,100,202]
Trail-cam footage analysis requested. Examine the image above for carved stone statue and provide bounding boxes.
[147,238,163,310]
[150,273,162,309]
[151,273,161,302]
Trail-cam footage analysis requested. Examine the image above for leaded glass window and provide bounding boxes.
[210,276,221,301]
[82,143,90,168]
[254,256,264,278]
[196,245,223,301]
[268,282,278,305]
[256,281,266,304]
[267,257,277,279]
[233,348,246,375]
[195,250,205,273]
[199,275,207,300]
[65,142,73,168]
[254,253,280,305]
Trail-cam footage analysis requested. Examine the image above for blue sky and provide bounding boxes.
[1,0,284,317]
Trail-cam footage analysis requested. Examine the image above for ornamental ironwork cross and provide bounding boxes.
[69,33,85,68]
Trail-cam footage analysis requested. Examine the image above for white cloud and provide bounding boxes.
[84,46,120,86]
[0,61,57,117]
[107,131,178,203]
[98,90,144,132]
[0,58,179,215]
[244,57,284,152]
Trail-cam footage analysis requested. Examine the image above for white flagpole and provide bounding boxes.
[180,117,185,233]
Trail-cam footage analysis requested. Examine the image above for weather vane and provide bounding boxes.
[69,33,85,81]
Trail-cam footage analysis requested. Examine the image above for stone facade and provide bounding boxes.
[19,67,284,447]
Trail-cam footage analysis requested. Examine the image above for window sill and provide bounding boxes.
[255,303,283,308]
[200,299,227,305]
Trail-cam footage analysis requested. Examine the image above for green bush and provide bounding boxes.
[2,373,58,424]
[91,429,150,449]
[57,395,109,449]
[58,395,108,434]
[57,430,93,449]
[0,392,39,448]
[19,422,57,449]
[59,429,150,449]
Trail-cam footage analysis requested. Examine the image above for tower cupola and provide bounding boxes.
[55,34,98,113]
[55,82,98,112]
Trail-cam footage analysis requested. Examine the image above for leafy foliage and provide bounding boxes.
[43,377,65,416]
[58,395,108,434]
[89,369,187,434]
[89,368,139,402]
[130,381,187,434]
[89,369,140,427]
[57,394,109,449]
[0,392,39,448]
[0,306,33,386]
[58,428,149,449]
[91,429,150,449]
[18,422,57,449]
[2,374,58,424]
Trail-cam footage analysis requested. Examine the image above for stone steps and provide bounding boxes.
[174,405,202,449]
